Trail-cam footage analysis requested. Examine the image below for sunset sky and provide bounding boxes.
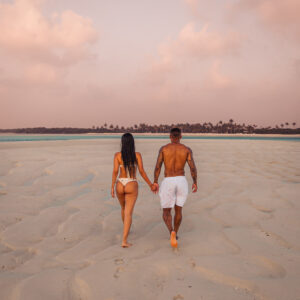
[0,0,299,128]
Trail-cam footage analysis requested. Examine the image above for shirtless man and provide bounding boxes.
[153,127,197,248]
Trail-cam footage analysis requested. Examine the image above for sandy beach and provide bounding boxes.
[0,138,299,300]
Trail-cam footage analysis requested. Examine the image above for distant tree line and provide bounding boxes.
[0,120,299,134]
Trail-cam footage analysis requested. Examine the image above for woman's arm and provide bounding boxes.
[136,152,153,188]
[111,153,120,197]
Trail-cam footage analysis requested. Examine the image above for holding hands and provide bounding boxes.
[150,183,159,194]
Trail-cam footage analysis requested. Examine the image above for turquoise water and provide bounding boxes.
[0,135,299,142]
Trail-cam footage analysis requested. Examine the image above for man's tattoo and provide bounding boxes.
[154,147,164,183]
[187,148,197,184]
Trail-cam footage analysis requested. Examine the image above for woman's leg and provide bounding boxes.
[116,182,125,223]
[122,181,138,247]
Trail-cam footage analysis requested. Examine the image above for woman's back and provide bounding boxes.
[116,152,137,179]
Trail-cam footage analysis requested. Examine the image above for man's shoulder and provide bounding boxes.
[180,143,192,152]
[159,144,169,151]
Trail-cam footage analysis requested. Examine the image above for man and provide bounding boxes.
[153,127,197,248]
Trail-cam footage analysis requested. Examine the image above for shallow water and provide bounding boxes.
[0,134,299,142]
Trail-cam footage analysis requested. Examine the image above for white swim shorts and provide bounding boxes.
[159,176,189,208]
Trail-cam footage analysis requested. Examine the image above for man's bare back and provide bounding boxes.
[157,143,192,178]
[154,142,197,187]
[153,128,197,248]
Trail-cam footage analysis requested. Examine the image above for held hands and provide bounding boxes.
[151,183,159,194]
[192,183,198,193]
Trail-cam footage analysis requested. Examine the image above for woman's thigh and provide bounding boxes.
[116,182,125,207]
[124,182,138,213]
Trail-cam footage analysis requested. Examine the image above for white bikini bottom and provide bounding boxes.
[118,178,137,186]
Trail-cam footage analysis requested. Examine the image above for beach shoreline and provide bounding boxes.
[0,132,299,137]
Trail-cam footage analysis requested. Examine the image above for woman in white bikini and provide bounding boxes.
[111,133,155,248]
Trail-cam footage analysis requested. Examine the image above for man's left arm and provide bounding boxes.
[187,147,197,193]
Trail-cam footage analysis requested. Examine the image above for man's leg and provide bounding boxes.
[174,205,182,235]
[162,208,173,233]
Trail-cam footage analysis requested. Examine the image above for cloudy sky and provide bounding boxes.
[0,0,299,128]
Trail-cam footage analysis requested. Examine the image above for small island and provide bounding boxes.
[0,120,299,135]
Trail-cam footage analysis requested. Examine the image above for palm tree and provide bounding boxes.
[109,124,114,129]
[285,122,289,128]
[292,122,296,127]
[280,124,284,128]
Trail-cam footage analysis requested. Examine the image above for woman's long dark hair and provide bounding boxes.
[121,133,137,177]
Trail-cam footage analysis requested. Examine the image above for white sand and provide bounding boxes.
[0,138,299,300]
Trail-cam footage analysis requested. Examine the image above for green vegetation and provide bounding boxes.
[0,121,298,134]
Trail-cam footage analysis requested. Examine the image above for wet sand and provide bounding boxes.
[0,138,299,300]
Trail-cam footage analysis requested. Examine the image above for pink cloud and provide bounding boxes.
[25,63,60,83]
[177,23,240,57]
[145,22,240,87]
[150,22,240,69]
[234,0,300,42]
[207,60,232,88]
[184,0,199,16]
[0,0,98,84]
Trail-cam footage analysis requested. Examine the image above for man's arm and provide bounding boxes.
[187,147,198,192]
[154,146,164,184]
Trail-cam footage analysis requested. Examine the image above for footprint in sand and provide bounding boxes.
[113,266,124,279]
[189,258,196,269]
[113,258,125,278]
[114,258,124,265]
[173,295,184,300]
[0,182,7,195]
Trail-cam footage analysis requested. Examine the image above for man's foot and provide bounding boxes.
[170,231,178,248]
[121,242,132,248]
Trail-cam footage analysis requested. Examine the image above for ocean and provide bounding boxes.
[0,134,299,142]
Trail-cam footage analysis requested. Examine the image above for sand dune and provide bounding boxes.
[0,138,299,300]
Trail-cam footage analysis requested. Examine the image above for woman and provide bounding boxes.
[111,133,155,248]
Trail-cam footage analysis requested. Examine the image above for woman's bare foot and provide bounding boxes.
[121,242,132,248]
[170,231,178,248]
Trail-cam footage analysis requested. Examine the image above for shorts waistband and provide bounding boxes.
[164,176,186,179]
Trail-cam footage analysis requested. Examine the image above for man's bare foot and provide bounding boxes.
[121,242,132,248]
[170,231,178,248]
